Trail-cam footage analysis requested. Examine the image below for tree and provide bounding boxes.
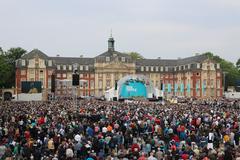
[204,52,240,88]
[0,47,3,54]
[126,52,144,60]
[236,58,240,70]
[0,47,26,88]
[5,47,27,64]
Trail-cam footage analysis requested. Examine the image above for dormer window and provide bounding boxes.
[48,60,52,66]
[121,57,125,62]
[69,65,72,70]
[63,65,66,70]
[217,63,220,69]
[160,66,163,72]
[146,66,149,71]
[165,67,168,72]
[80,65,83,70]
[197,63,200,69]
[151,66,154,72]
[21,59,26,66]
[106,57,110,62]
[85,65,89,71]
[57,65,60,70]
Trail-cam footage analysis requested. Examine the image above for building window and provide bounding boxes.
[30,69,34,75]
[39,70,43,77]
[85,66,89,71]
[90,91,94,96]
[197,90,200,97]
[210,79,214,88]
[106,73,111,79]
[90,80,94,89]
[30,78,34,81]
[211,89,215,97]
[164,66,168,72]
[21,70,26,75]
[48,79,51,89]
[217,79,220,88]
[80,65,83,70]
[98,74,103,78]
[21,59,26,66]
[121,57,125,62]
[197,63,200,69]
[160,66,163,72]
[151,66,154,72]
[106,57,110,62]
[38,60,43,67]
[98,80,103,89]
[146,66,149,71]
[106,80,111,87]
[217,63,220,69]
[57,73,61,78]
[29,59,34,66]
[63,65,66,70]
[48,60,52,67]
[62,73,67,78]
[217,90,220,97]
[48,70,53,76]
[69,65,72,71]
[80,81,84,88]
[141,66,144,71]
[57,65,60,70]
[80,74,83,78]
[203,79,207,96]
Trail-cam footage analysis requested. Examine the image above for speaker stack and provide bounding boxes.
[51,74,55,93]
[72,73,79,86]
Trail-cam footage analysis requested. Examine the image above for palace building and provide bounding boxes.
[15,36,223,98]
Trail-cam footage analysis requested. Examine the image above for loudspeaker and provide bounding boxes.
[158,97,163,101]
[115,80,118,90]
[51,74,55,93]
[72,74,79,86]
[113,97,117,101]
[160,83,163,90]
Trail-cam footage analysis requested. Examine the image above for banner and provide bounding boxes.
[180,83,184,93]
[187,83,191,93]
[174,84,178,93]
[202,81,205,94]
[168,84,171,93]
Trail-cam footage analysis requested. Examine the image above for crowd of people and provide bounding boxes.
[0,98,240,160]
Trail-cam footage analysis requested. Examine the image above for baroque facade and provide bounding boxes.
[16,37,223,98]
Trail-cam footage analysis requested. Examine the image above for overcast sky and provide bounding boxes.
[0,0,239,63]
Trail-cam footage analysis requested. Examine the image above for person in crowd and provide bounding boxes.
[0,97,239,159]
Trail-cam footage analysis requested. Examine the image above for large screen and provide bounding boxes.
[119,80,147,98]
[21,81,42,93]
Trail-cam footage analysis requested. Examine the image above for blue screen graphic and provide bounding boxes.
[120,81,147,98]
